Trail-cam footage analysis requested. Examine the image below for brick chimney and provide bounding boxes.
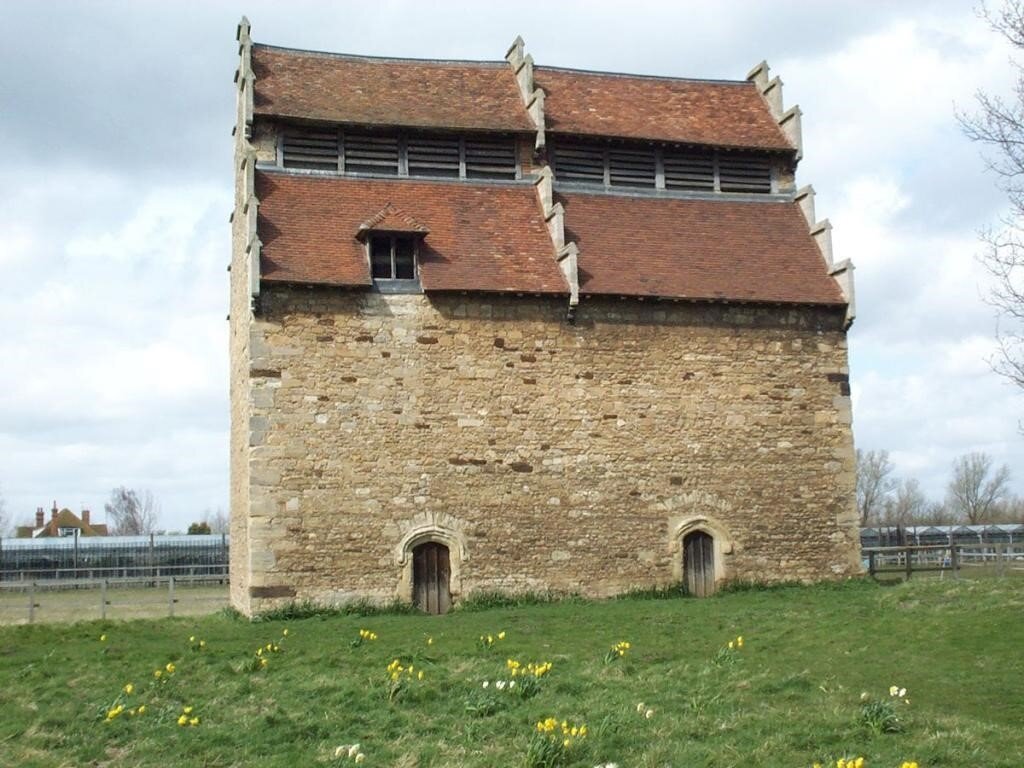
[51,501,58,521]
[36,507,44,528]
[82,509,91,526]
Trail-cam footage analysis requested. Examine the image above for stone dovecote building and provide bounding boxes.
[229,17,859,616]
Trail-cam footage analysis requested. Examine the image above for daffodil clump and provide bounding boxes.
[636,701,656,719]
[604,641,631,664]
[176,705,200,728]
[385,659,425,702]
[812,759,921,768]
[506,658,552,679]
[188,635,207,652]
[153,662,177,683]
[859,685,910,734]
[103,681,147,723]
[334,743,366,763]
[478,630,506,650]
[352,628,378,647]
[242,633,288,673]
[713,635,745,666]
[526,717,588,768]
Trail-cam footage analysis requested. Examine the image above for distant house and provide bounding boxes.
[16,503,109,538]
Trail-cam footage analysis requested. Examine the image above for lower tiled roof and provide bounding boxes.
[559,191,846,305]
[255,171,568,294]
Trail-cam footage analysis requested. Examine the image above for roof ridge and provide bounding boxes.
[252,43,508,68]
[535,64,754,87]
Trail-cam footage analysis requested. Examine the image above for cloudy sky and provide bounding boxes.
[1,0,1021,532]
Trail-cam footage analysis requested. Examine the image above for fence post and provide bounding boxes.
[101,579,108,620]
[867,550,876,578]
[905,547,913,580]
[951,546,960,579]
[997,543,1006,578]
[168,576,175,617]
[28,582,36,624]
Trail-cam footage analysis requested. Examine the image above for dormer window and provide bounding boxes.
[370,234,417,280]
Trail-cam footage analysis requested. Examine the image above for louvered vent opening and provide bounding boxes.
[663,152,715,191]
[718,155,772,193]
[406,136,460,178]
[553,144,605,184]
[344,134,400,175]
[608,148,656,188]
[282,128,338,170]
[465,138,517,180]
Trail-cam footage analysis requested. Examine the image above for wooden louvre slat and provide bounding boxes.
[664,151,715,191]
[407,137,460,177]
[718,155,772,193]
[282,128,338,170]
[609,148,655,187]
[465,138,516,179]
[554,144,605,183]
[344,134,400,175]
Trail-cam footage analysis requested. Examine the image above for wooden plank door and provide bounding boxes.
[684,531,715,597]
[412,542,451,614]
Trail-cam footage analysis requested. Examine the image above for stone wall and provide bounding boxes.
[229,287,859,615]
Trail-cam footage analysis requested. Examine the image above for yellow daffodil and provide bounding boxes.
[99,634,107,642]
[165,663,175,674]
[137,705,146,715]
[183,706,193,715]
[418,670,424,680]
[498,631,506,640]
[189,717,200,727]
[427,636,433,645]
[177,714,188,726]
[154,670,162,679]
[189,635,196,643]
[283,628,289,636]
[123,683,133,695]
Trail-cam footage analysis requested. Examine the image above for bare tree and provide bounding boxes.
[882,477,929,527]
[946,452,1012,524]
[856,449,896,526]
[200,507,229,534]
[960,1,1024,390]
[104,487,160,536]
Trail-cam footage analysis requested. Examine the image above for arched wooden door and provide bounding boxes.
[412,542,452,614]
[683,531,716,597]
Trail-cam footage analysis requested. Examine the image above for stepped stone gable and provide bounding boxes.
[229,18,860,616]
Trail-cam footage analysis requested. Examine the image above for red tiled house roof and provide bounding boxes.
[252,46,535,133]
[560,192,843,304]
[256,171,567,294]
[535,67,794,151]
[244,39,847,312]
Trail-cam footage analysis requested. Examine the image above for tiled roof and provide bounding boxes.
[255,171,568,294]
[559,192,845,305]
[251,45,536,134]
[535,67,793,151]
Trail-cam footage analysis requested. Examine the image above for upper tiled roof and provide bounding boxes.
[535,67,793,151]
[255,171,567,294]
[559,191,844,305]
[251,45,536,134]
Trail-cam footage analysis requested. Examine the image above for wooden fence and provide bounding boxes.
[864,543,1024,580]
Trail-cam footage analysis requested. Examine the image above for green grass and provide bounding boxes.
[0,578,1022,767]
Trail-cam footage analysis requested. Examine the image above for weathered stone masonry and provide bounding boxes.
[234,288,858,614]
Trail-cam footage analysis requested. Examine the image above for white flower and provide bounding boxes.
[335,746,348,758]
[859,691,869,701]
[496,680,506,690]
[889,685,899,697]
[645,708,655,719]
[354,754,365,764]
[482,681,489,689]
[636,702,645,713]
[348,744,361,758]
[508,680,516,689]
[898,687,907,698]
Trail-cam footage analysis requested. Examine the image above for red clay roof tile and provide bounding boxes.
[252,46,536,134]
[535,68,793,151]
[256,171,567,294]
[559,191,844,304]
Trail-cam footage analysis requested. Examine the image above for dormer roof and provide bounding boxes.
[357,203,431,239]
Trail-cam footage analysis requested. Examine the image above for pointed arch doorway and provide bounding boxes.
[412,541,452,614]
[683,530,716,597]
